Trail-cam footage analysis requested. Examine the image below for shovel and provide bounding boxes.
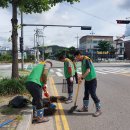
[68,82,81,113]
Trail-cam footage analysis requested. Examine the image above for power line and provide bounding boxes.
[65,4,122,26]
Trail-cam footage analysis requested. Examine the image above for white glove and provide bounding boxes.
[70,77,73,82]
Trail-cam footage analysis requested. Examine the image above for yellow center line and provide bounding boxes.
[49,77,70,130]
[115,73,130,77]
[49,77,63,130]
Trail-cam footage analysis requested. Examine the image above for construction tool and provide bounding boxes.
[68,82,81,113]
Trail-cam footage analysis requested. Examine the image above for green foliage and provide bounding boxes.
[98,40,111,52]
[0,0,80,14]
[0,53,12,62]
[0,0,80,78]
[0,76,27,96]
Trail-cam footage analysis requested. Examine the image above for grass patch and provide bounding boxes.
[0,106,16,115]
[0,76,28,96]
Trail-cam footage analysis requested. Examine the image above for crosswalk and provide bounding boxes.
[50,67,130,77]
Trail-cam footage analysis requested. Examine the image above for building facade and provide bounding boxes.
[113,38,125,60]
[124,40,130,60]
[79,35,113,58]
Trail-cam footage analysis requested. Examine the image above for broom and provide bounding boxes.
[68,82,81,113]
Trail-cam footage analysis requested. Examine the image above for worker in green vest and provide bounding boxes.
[25,61,51,123]
[74,50,102,117]
[59,55,75,104]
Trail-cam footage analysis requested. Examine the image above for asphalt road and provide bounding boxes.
[48,60,130,130]
[1,61,130,130]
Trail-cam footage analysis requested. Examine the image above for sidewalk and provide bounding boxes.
[0,96,32,130]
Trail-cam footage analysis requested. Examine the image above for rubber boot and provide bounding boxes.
[78,100,89,112]
[37,109,49,123]
[32,106,37,120]
[93,102,102,117]
[65,93,73,104]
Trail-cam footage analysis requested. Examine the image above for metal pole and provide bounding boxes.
[75,34,79,49]
[21,10,24,70]
[34,33,37,64]
[42,27,46,61]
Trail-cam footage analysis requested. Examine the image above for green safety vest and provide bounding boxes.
[64,58,75,79]
[82,56,96,81]
[26,64,45,87]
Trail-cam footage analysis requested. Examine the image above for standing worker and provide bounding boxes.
[25,61,52,123]
[59,55,75,104]
[74,50,102,117]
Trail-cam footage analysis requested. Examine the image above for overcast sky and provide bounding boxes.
[0,0,130,48]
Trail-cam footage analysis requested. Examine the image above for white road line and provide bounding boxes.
[50,69,54,73]
[57,69,62,72]
[96,68,130,74]
[56,72,63,77]
[77,72,82,74]
[96,71,107,74]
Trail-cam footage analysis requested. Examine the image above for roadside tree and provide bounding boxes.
[0,0,79,78]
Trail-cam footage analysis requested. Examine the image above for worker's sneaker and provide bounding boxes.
[77,106,88,112]
[93,109,102,117]
[36,109,49,123]
[37,117,49,123]
[65,98,73,104]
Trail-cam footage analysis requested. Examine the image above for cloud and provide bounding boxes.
[1,0,130,48]
[118,0,130,10]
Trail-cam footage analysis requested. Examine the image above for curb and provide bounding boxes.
[16,106,32,130]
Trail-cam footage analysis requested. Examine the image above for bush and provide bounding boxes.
[0,76,28,96]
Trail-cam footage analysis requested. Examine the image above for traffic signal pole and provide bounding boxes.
[20,10,24,70]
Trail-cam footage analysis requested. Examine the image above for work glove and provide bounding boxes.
[42,84,50,98]
[70,77,73,82]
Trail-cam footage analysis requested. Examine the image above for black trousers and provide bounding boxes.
[66,77,73,94]
[26,81,43,109]
[83,79,100,104]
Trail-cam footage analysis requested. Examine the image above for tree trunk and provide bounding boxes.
[11,0,19,78]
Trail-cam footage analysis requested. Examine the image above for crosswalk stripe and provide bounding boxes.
[56,72,63,77]
[96,71,107,74]
[50,69,54,73]
[52,67,130,76]
[57,69,62,72]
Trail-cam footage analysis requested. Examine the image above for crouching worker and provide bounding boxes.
[25,62,51,123]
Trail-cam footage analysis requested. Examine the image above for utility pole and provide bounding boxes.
[20,10,24,70]
[34,28,44,63]
[34,32,37,64]
[90,31,95,59]
[42,26,46,61]
[75,34,79,49]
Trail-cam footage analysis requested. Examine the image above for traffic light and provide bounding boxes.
[81,26,91,30]
[20,43,23,53]
[19,37,23,52]
[116,20,130,24]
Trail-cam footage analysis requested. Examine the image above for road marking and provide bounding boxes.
[96,71,107,74]
[77,72,82,74]
[56,72,63,77]
[49,77,62,130]
[50,69,54,73]
[57,69,62,72]
[119,73,130,77]
[50,77,70,130]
